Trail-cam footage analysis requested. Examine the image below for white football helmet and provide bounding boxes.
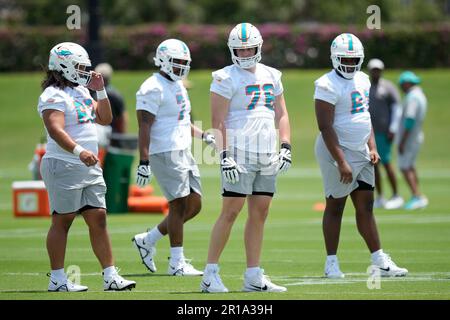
[228,23,263,69]
[48,42,92,86]
[154,39,191,81]
[330,33,364,79]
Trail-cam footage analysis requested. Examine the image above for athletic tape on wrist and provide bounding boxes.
[73,144,85,156]
[96,88,108,100]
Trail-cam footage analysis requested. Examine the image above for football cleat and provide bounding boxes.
[132,232,157,272]
[200,267,228,293]
[371,252,408,277]
[404,196,428,210]
[373,196,386,209]
[103,273,136,291]
[48,275,88,292]
[168,258,203,276]
[384,195,404,210]
[242,269,287,293]
[325,257,345,279]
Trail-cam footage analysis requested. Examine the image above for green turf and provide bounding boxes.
[0,70,449,299]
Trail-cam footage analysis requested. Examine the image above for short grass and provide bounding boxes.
[0,70,449,300]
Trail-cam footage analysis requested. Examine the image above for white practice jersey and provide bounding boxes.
[136,73,192,155]
[38,85,98,164]
[210,63,283,154]
[314,70,372,151]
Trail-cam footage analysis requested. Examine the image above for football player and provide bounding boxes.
[39,42,136,291]
[314,33,408,278]
[200,23,291,293]
[132,39,215,276]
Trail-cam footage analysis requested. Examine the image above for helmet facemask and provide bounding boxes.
[332,56,363,79]
[72,63,92,86]
[229,44,262,69]
[168,58,191,81]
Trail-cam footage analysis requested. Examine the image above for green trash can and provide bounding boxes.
[103,134,138,213]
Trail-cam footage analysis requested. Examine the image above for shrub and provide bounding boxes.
[1,23,449,71]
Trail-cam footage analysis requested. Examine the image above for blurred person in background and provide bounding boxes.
[397,71,428,210]
[367,59,404,210]
[93,63,129,165]
[94,63,128,134]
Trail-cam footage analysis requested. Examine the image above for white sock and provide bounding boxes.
[103,266,117,279]
[170,246,184,263]
[245,267,260,277]
[371,249,384,261]
[326,255,338,263]
[205,263,219,273]
[51,268,66,280]
[145,227,164,245]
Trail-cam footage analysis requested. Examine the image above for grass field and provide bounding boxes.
[0,70,449,300]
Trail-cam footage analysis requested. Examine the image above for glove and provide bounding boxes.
[277,143,292,174]
[136,160,152,187]
[220,151,243,184]
[202,132,216,148]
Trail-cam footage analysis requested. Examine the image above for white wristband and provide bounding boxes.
[73,144,85,156]
[96,88,108,100]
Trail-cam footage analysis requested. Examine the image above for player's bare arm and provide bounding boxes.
[315,98,352,184]
[88,71,113,125]
[190,123,203,139]
[191,123,216,148]
[42,109,98,166]
[274,93,291,144]
[137,110,155,161]
[367,128,380,164]
[211,92,230,152]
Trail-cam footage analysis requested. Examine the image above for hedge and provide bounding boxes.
[1,23,449,71]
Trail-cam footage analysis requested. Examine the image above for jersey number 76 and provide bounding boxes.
[246,84,275,110]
